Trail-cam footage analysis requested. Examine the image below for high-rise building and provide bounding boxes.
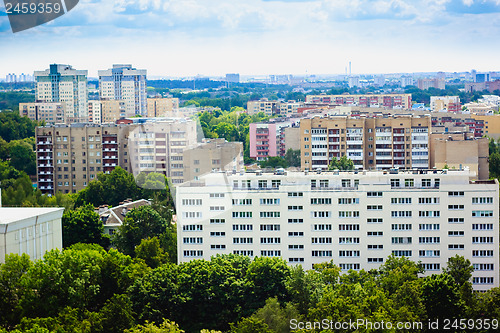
[400,75,414,88]
[176,169,499,291]
[225,73,240,83]
[34,64,88,123]
[348,76,360,88]
[88,100,102,124]
[306,94,412,109]
[417,78,445,90]
[19,102,65,124]
[98,64,147,117]
[300,115,431,170]
[249,120,296,161]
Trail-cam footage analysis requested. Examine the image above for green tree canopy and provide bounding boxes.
[328,155,355,171]
[62,204,110,248]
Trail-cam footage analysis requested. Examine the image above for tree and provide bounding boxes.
[489,152,500,178]
[443,255,475,315]
[328,155,354,171]
[135,237,169,268]
[113,206,170,256]
[421,274,464,321]
[284,149,300,167]
[125,319,185,333]
[489,137,499,155]
[62,204,110,248]
[7,139,36,176]
[259,156,287,169]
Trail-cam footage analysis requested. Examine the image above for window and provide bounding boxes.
[260,198,280,205]
[312,237,333,244]
[183,237,203,244]
[367,244,383,250]
[448,205,464,210]
[449,191,464,196]
[338,198,359,205]
[232,212,252,218]
[367,258,383,263]
[472,210,493,217]
[288,232,304,237]
[448,231,464,237]
[392,224,412,231]
[288,244,304,250]
[233,238,253,244]
[472,237,493,243]
[419,237,440,244]
[233,250,254,256]
[472,223,493,230]
[419,224,440,231]
[339,250,360,257]
[210,193,225,198]
[288,192,303,197]
[339,263,360,270]
[211,245,226,250]
[392,250,412,257]
[312,211,331,218]
[473,250,494,257]
[289,258,305,263]
[312,250,332,257]
[422,179,431,187]
[448,218,464,224]
[338,211,359,218]
[288,205,303,211]
[391,179,400,187]
[418,197,439,204]
[367,205,382,210]
[472,277,494,285]
[210,218,226,224]
[419,250,440,257]
[367,218,383,224]
[472,197,493,204]
[314,224,333,231]
[367,231,383,236]
[182,199,203,206]
[233,199,252,205]
[404,179,414,187]
[391,211,412,218]
[311,198,332,205]
[339,237,359,244]
[288,218,304,224]
[210,232,225,237]
[421,263,440,271]
[473,263,494,271]
[260,224,280,231]
[182,212,202,218]
[260,237,281,244]
[232,224,253,231]
[392,237,412,244]
[367,191,382,197]
[419,211,440,217]
[184,250,203,257]
[260,211,280,218]
[339,224,359,231]
[341,179,351,187]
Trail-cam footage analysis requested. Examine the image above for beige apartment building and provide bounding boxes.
[430,133,489,180]
[147,98,180,117]
[182,139,244,182]
[300,115,431,170]
[19,102,65,124]
[88,100,126,124]
[247,100,279,116]
[36,118,198,195]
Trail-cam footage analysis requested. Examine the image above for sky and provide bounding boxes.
[1,0,500,78]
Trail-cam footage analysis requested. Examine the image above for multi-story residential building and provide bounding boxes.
[0,207,64,263]
[300,115,431,170]
[182,139,244,182]
[399,75,414,88]
[19,102,65,124]
[35,118,197,194]
[177,169,499,291]
[247,100,279,116]
[348,76,360,88]
[147,98,180,117]
[278,101,304,116]
[430,96,461,112]
[34,64,88,123]
[225,73,240,83]
[280,126,301,156]
[88,100,101,124]
[430,133,489,180]
[98,64,147,117]
[128,118,198,185]
[249,120,295,161]
[101,100,126,123]
[417,78,445,90]
[305,94,412,109]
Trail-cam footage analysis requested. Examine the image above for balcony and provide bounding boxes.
[103,155,118,159]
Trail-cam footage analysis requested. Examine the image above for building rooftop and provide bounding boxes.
[0,207,64,225]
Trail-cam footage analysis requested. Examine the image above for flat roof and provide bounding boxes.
[0,207,64,225]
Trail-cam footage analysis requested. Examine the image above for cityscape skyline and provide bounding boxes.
[2,1,500,77]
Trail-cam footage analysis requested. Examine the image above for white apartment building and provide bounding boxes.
[0,207,64,263]
[98,64,147,117]
[88,100,102,124]
[34,64,88,123]
[177,169,499,291]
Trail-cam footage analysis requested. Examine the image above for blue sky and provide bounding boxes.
[1,0,500,78]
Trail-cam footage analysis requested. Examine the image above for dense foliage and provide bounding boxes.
[0,252,498,332]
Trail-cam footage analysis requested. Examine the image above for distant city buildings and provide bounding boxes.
[430,96,461,112]
[5,73,34,83]
[247,100,279,116]
[98,64,147,117]
[399,75,414,87]
[417,78,445,90]
[225,73,240,83]
[306,94,412,109]
[34,64,88,123]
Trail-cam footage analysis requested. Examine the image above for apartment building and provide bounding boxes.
[278,101,304,116]
[247,100,279,116]
[88,100,101,124]
[177,169,499,291]
[300,115,431,170]
[88,100,126,124]
[19,102,65,124]
[182,139,244,182]
[35,118,197,194]
[147,98,180,117]
[305,94,412,109]
[98,64,147,117]
[249,120,297,161]
[127,118,198,185]
[430,96,461,112]
[34,64,88,123]
[430,133,489,180]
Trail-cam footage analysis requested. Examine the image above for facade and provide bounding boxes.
[281,126,301,156]
[98,64,147,117]
[19,102,65,124]
[400,75,414,87]
[430,133,489,180]
[430,96,461,112]
[176,169,499,291]
[0,207,64,263]
[247,100,279,116]
[147,98,180,117]
[278,101,304,116]
[300,115,431,170]
[182,139,244,183]
[249,121,295,161]
[34,64,88,123]
[305,94,412,109]
[101,100,126,123]
[88,100,101,124]
[225,74,240,83]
